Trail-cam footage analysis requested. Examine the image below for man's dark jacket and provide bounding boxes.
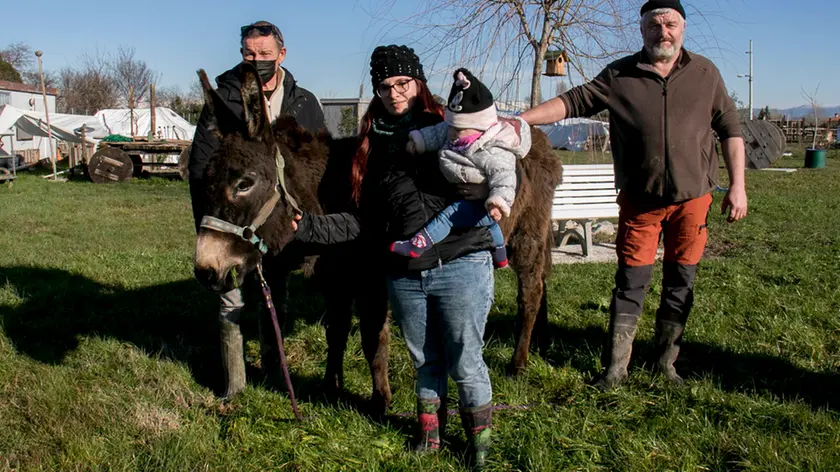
[188,64,325,229]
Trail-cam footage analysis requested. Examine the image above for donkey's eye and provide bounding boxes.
[235,178,254,193]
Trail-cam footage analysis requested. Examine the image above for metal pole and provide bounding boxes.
[149,84,156,141]
[10,137,15,179]
[748,40,754,120]
[129,85,135,140]
[35,50,57,179]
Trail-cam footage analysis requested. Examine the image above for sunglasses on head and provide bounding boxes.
[241,24,283,41]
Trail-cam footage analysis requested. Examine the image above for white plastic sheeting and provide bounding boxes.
[539,118,610,152]
[94,107,196,140]
[0,104,105,144]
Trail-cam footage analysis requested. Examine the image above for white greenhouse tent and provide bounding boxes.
[0,104,105,162]
[94,108,196,141]
[539,118,610,152]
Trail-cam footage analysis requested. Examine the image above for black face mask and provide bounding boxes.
[250,60,278,85]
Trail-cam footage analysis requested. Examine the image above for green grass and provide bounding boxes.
[1,149,840,471]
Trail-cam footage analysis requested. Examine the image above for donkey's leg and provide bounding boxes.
[534,232,554,358]
[509,233,546,375]
[358,279,392,415]
[322,286,353,397]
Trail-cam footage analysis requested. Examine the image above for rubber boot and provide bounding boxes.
[438,396,449,442]
[654,262,696,385]
[460,403,493,471]
[592,312,639,390]
[219,317,246,398]
[415,397,442,453]
[654,317,685,385]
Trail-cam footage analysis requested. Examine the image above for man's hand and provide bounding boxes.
[721,185,747,222]
[488,204,503,222]
[406,140,417,155]
[719,137,748,223]
[291,213,302,231]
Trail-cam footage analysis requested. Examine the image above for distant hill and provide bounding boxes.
[763,105,840,119]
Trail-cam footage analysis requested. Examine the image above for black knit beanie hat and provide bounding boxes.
[370,45,426,91]
[445,68,497,131]
[640,0,686,19]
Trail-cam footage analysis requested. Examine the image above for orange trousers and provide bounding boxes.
[616,192,713,267]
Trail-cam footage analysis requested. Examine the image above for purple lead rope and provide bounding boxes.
[257,262,303,421]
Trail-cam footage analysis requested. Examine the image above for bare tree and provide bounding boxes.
[0,42,34,73]
[154,84,184,108]
[21,70,57,88]
[801,84,822,149]
[376,0,737,109]
[57,54,118,114]
[110,46,160,108]
[728,90,750,121]
[154,84,203,124]
[188,77,204,103]
[388,0,640,108]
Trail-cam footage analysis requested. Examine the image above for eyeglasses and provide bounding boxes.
[241,23,284,44]
[376,79,414,97]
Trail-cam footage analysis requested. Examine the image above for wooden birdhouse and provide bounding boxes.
[544,50,568,77]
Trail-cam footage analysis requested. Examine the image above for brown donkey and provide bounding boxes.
[192,65,562,414]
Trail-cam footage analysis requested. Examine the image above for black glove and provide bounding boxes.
[292,211,312,242]
[454,183,490,200]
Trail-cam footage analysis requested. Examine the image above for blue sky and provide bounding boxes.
[2,0,837,109]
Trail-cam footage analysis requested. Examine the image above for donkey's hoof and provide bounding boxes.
[318,381,342,402]
[367,391,391,417]
[590,371,628,391]
[656,366,685,386]
[506,361,527,376]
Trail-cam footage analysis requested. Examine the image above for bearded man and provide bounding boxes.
[521,0,747,388]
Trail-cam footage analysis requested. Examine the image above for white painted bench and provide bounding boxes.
[552,164,619,257]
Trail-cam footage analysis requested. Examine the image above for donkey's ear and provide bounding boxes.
[197,69,241,137]
[239,62,270,141]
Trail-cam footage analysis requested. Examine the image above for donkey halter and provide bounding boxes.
[199,148,300,255]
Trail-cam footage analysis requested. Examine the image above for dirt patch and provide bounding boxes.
[704,238,743,260]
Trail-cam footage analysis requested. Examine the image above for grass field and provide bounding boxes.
[1,149,839,471]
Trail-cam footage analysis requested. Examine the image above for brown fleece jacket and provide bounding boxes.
[560,48,741,203]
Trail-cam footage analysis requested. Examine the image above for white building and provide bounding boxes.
[0,80,58,161]
[321,98,371,138]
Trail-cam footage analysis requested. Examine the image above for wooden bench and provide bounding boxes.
[552,164,619,257]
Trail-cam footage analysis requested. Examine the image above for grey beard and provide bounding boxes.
[647,44,680,59]
[647,43,678,60]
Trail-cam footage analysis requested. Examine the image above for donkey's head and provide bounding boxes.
[193,64,297,292]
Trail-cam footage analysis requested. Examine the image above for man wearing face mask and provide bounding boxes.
[187,20,325,398]
[188,20,325,231]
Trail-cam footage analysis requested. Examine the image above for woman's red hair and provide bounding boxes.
[350,80,444,205]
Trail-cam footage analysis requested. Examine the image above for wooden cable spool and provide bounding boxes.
[0,167,13,187]
[741,120,786,170]
[86,147,134,183]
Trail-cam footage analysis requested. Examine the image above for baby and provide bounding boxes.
[391,68,531,268]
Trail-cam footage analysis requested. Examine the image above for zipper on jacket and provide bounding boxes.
[662,79,671,197]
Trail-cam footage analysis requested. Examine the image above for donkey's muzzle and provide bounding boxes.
[194,267,221,290]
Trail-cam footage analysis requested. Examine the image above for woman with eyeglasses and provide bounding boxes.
[294,45,496,469]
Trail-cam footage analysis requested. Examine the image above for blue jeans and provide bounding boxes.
[386,251,494,408]
[424,200,504,248]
